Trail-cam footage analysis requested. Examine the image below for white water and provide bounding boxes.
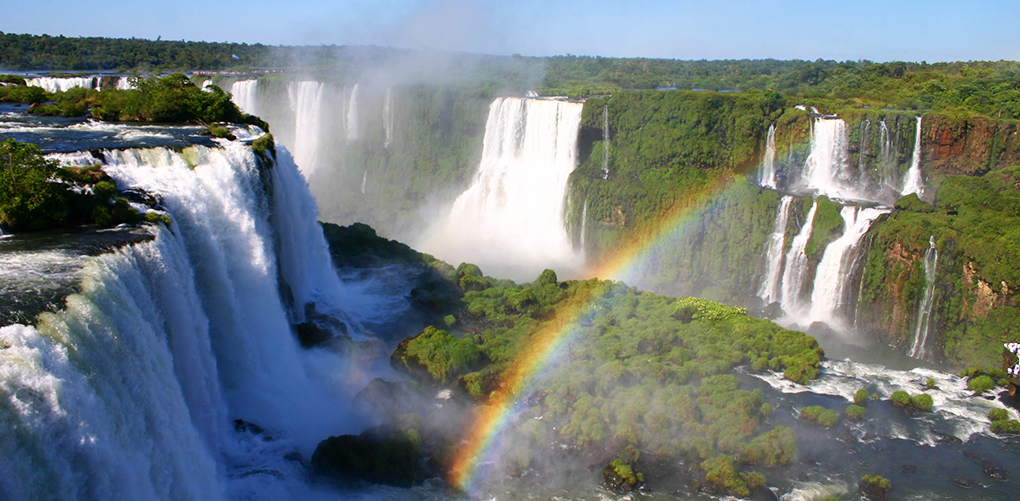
[361,170,367,194]
[902,116,925,197]
[802,118,855,199]
[0,141,377,499]
[115,76,135,90]
[580,198,589,252]
[758,196,793,305]
[346,84,360,141]
[780,200,817,316]
[804,206,889,328]
[288,81,326,175]
[425,97,585,281]
[753,359,1016,444]
[26,76,99,92]
[230,79,259,116]
[908,236,939,359]
[760,124,777,188]
[383,87,394,148]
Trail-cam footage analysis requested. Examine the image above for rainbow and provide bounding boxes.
[447,172,746,492]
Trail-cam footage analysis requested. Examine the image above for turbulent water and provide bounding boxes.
[0,137,409,500]
[425,97,585,281]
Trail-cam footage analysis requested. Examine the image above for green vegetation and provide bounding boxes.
[989,408,1009,421]
[910,393,933,411]
[990,419,1020,434]
[799,406,839,427]
[858,163,1020,369]
[382,264,819,496]
[968,375,995,394]
[860,474,892,499]
[0,139,145,232]
[890,390,911,407]
[845,404,866,420]
[854,388,870,404]
[1,73,266,127]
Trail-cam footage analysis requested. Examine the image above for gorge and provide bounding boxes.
[2,59,1020,500]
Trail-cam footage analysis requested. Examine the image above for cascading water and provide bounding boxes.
[346,84,360,141]
[601,105,610,180]
[805,206,889,328]
[230,79,259,116]
[361,171,367,194]
[908,236,939,359]
[757,195,793,305]
[383,87,394,148]
[0,141,371,499]
[857,119,870,176]
[759,124,777,188]
[901,116,925,197]
[288,81,326,175]
[802,118,855,199]
[25,76,99,92]
[425,97,585,281]
[780,200,818,316]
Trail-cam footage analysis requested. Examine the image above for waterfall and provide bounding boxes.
[1,141,365,499]
[361,170,367,194]
[383,87,394,148]
[116,76,135,90]
[909,236,939,359]
[857,119,870,176]
[805,206,889,327]
[757,195,793,304]
[230,79,259,116]
[802,118,854,199]
[25,76,99,92]
[601,105,610,180]
[346,84,360,141]
[780,200,818,316]
[201,79,213,91]
[759,124,777,188]
[425,97,585,281]
[901,116,925,197]
[288,81,325,175]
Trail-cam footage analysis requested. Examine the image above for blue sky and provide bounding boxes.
[6,0,1020,62]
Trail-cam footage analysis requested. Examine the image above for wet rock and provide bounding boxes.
[233,419,272,440]
[311,425,423,488]
[934,431,963,444]
[953,477,974,488]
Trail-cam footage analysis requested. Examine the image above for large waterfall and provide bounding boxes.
[288,81,326,175]
[901,116,925,197]
[759,124,777,189]
[425,97,585,280]
[757,195,793,304]
[762,116,893,333]
[805,206,887,327]
[230,79,259,116]
[0,141,371,499]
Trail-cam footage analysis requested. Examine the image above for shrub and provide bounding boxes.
[800,406,839,427]
[854,388,869,404]
[759,403,773,417]
[968,375,995,394]
[890,390,911,407]
[925,378,937,389]
[991,419,1020,434]
[910,393,933,411]
[846,404,866,420]
[989,408,1009,422]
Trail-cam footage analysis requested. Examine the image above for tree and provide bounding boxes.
[0,139,68,231]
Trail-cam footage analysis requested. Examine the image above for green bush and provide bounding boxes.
[800,406,839,427]
[846,404,866,420]
[854,388,869,404]
[988,408,1009,422]
[890,390,911,406]
[991,419,1020,434]
[910,393,933,411]
[968,375,995,394]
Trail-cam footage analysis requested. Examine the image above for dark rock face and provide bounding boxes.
[311,426,423,488]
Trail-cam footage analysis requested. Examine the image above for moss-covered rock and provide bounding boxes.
[799,405,839,427]
[991,419,1020,434]
[391,326,487,385]
[846,404,867,420]
[860,474,892,500]
[890,390,911,407]
[602,459,644,493]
